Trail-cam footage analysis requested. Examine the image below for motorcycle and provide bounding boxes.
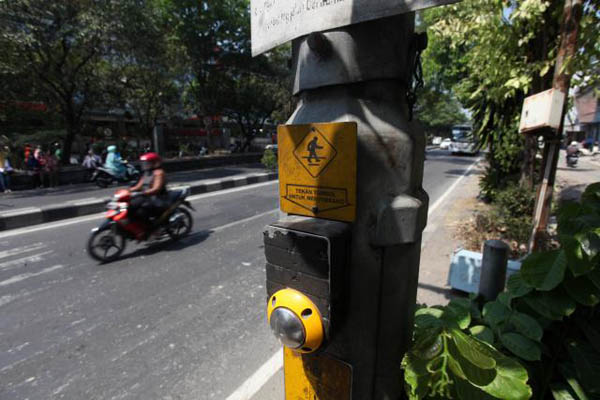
[91,162,140,188]
[86,187,194,262]
[566,153,579,168]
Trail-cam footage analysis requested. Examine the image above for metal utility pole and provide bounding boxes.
[529,0,583,251]
[251,1,456,398]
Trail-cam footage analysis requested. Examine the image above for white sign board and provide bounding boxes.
[519,88,565,133]
[251,0,459,56]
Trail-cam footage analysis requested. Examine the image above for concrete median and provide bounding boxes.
[0,171,278,232]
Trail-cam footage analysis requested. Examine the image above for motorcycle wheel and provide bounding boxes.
[166,207,193,241]
[96,175,111,188]
[87,226,126,262]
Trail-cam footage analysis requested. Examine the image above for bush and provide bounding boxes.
[495,184,535,218]
[261,148,277,170]
[402,181,600,400]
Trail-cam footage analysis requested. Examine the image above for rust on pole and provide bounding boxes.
[529,0,583,251]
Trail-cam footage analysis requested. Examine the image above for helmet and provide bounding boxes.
[107,145,117,152]
[570,141,578,147]
[140,152,162,171]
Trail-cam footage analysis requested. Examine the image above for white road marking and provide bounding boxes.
[0,251,53,271]
[212,209,278,233]
[0,243,47,260]
[224,157,482,400]
[225,348,283,400]
[427,157,481,216]
[0,265,64,287]
[0,180,279,239]
[0,207,41,216]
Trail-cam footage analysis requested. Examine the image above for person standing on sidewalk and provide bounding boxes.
[26,146,42,188]
[41,150,59,188]
[0,147,13,193]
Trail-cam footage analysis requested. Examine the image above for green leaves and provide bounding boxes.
[508,311,543,341]
[451,328,497,369]
[563,272,600,307]
[403,182,600,400]
[521,250,567,291]
[469,325,494,344]
[522,288,576,321]
[403,326,532,400]
[483,300,510,327]
[567,341,600,395]
[506,273,533,298]
[500,333,541,361]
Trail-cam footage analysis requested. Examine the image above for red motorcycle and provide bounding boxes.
[87,187,194,262]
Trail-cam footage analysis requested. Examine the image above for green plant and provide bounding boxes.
[261,148,277,170]
[403,182,600,399]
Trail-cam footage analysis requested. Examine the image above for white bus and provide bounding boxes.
[449,125,478,155]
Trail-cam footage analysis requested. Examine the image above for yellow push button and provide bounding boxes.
[267,288,324,353]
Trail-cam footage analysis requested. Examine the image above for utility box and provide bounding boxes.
[519,88,565,133]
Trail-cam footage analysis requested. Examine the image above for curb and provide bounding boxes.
[0,171,278,232]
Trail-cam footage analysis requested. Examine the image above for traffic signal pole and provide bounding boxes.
[265,13,429,399]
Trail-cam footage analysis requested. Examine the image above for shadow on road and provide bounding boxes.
[417,282,462,302]
[444,168,482,177]
[103,230,213,264]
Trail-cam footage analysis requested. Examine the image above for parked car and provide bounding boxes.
[432,136,442,145]
[440,138,452,150]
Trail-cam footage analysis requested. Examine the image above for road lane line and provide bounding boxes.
[427,157,481,217]
[212,209,279,233]
[226,157,482,399]
[0,265,64,287]
[0,181,279,239]
[225,348,283,400]
[0,251,53,271]
[0,243,47,260]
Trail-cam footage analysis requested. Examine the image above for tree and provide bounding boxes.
[106,0,185,143]
[415,14,468,139]
[421,0,599,196]
[164,0,293,149]
[0,0,120,164]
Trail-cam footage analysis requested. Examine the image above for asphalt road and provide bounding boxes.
[0,149,478,400]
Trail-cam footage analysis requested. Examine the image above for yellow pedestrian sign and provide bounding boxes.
[278,122,357,222]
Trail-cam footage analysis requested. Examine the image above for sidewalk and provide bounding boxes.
[0,164,276,231]
[556,151,600,202]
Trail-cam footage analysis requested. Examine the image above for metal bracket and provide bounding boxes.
[369,191,428,246]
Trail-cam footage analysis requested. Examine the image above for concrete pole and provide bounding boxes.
[479,240,509,301]
[286,14,428,399]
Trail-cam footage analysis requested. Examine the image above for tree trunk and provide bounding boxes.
[520,135,537,190]
[62,124,78,166]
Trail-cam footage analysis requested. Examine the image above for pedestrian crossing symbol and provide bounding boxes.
[293,127,338,178]
[278,122,357,222]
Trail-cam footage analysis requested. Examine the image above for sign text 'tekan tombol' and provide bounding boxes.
[251,0,458,55]
[279,122,356,222]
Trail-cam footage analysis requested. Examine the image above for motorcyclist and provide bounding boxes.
[104,145,126,179]
[129,153,168,227]
[566,141,580,167]
[566,141,579,156]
